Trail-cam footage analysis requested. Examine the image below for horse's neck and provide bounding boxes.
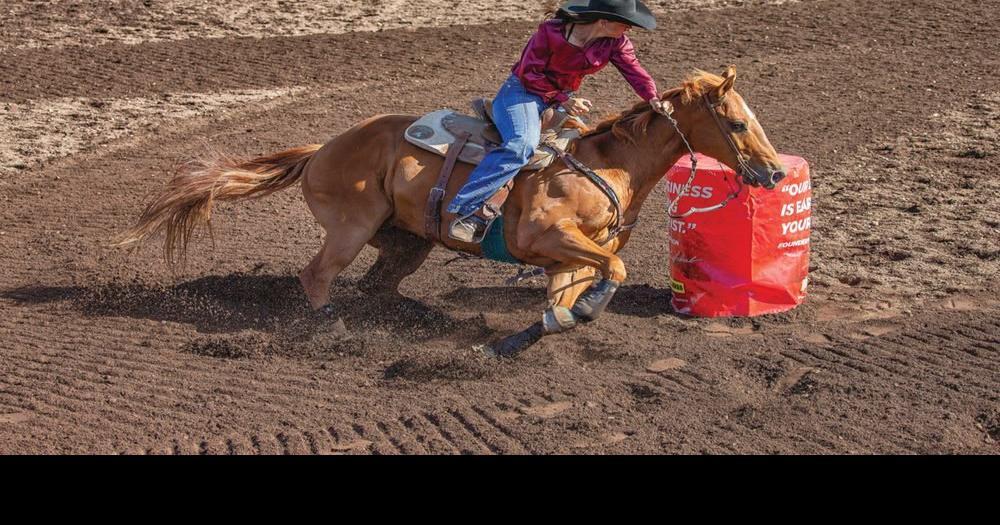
[588,115,687,217]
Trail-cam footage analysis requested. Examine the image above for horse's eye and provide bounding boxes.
[731,121,748,133]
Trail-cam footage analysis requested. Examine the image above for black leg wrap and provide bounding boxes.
[481,322,544,358]
[542,306,577,334]
[570,279,620,323]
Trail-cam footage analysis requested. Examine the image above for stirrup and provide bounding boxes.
[448,213,493,244]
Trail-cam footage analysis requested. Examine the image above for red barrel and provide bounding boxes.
[666,153,811,317]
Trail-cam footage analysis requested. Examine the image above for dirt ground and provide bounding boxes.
[0,0,997,454]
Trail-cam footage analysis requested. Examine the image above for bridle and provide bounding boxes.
[704,95,763,184]
[661,93,763,219]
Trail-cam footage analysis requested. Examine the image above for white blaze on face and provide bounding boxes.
[740,98,758,123]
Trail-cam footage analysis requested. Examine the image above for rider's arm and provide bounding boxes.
[609,36,658,102]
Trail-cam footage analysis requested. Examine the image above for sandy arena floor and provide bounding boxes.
[0,0,997,454]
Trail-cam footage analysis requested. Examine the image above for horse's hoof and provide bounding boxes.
[314,307,352,341]
[328,317,353,341]
[474,343,500,358]
[478,322,544,359]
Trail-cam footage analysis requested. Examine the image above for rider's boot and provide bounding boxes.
[447,180,512,244]
[448,212,493,244]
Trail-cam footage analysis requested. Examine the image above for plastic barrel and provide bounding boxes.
[666,153,811,317]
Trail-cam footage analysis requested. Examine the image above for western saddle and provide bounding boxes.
[406,98,586,242]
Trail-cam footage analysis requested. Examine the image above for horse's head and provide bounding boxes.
[668,66,785,189]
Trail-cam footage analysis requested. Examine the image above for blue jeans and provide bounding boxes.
[447,75,545,217]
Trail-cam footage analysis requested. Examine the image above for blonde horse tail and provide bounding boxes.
[116,144,323,265]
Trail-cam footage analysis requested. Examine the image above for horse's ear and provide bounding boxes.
[715,65,737,100]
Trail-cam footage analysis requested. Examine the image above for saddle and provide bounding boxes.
[407,98,586,242]
[405,99,584,169]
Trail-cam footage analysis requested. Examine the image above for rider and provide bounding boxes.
[447,0,672,243]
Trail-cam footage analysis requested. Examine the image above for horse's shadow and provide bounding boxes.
[441,282,677,318]
[3,275,678,351]
[2,273,468,341]
[440,285,547,312]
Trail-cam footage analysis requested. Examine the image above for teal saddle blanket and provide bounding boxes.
[481,219,522,265]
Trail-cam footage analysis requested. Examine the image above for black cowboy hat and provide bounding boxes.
[560,0,657,30]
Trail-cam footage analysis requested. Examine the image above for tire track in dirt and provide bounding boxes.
[0,308,383,453]
[3,336,354,409]
[780,314,997,451]
[118,382,596,455]
[695,308,998,453]
[1,361,212,440]
[0,370,143,445]
[819,337,998,397]
[881,331,999,378]
[780,343,985,407]
[3,347,345,430]
[895,327,999,366]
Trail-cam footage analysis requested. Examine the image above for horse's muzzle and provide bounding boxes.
[767,169,786,188]
[746,164,786,189]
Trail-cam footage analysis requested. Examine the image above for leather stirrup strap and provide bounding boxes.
[425,131,471,242]
[475,178,514,221]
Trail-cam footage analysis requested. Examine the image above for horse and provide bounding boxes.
[118,66,785,357]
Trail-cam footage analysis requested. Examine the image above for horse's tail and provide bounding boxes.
[116,144,323,264]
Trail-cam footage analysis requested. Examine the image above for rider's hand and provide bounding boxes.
[561,97,593,117]
[650,98,673,116]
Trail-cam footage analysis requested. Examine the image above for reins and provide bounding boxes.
[663,95,753,219]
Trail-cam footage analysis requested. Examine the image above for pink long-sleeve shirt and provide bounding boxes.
[511,19,659,106]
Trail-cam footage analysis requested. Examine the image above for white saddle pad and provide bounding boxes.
[404,109,580,170]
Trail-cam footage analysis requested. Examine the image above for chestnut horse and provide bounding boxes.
[119,67,784,356]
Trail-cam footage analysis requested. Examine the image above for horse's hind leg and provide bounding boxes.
[299,226,373,312]
[358,224,433,297]
[299,194,391,316]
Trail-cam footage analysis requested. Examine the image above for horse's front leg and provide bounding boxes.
[480,265,597,358]
[532,223,625,331]
[482,223,624,357]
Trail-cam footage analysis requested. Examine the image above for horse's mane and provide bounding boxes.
[580,70,726,144]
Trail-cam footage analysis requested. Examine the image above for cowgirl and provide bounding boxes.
[448,0,670,242]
